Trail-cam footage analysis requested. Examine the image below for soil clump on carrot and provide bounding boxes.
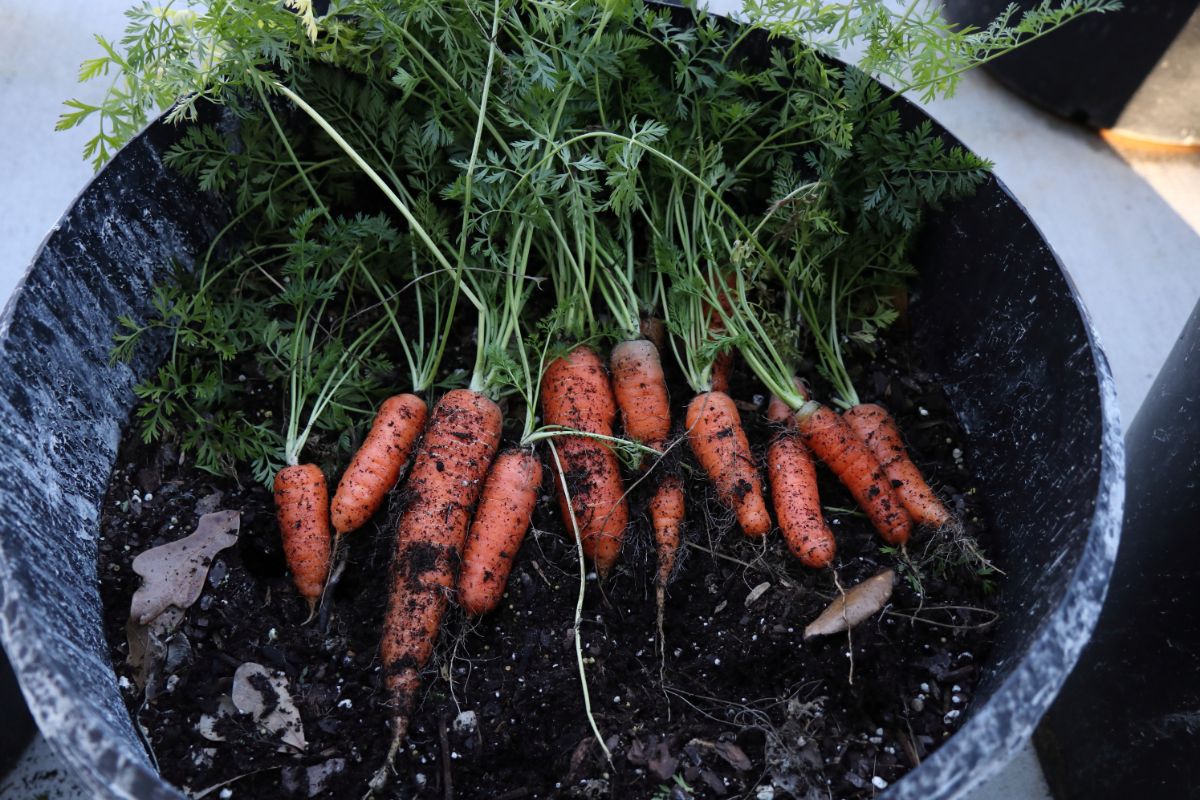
[97,328,998,799]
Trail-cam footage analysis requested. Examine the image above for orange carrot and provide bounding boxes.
[380,389,501,759]
[639,316,667,353]
[330,394,427,536]
[685,391,771,537]
[650,474,685,590]
[610,338,671,456]
[767,433,836,568]
[542,346,630,576]
[649,474,685,631]
[794,403,912,545]
[766,377,808,425]
[457,447,543,616]
[710,350,733,394]
[273,464,331,611]
[844,403,951,528]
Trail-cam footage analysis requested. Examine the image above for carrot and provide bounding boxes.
[766,376,807,425]
[379,389,502,760]
[610,338,671,456]
[767,433,836,568]
[542,346,630,576]
[273,464,331,611]
[458,447,543,616]
[330,394,428,536]
[685,391,771,537]
[794,403,912,545]
[710,350,733,394]
[844,403,951,528]
[649,473,685,639]
[639,316,667,353]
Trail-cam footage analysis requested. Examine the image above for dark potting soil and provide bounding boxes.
[97,327,998,800]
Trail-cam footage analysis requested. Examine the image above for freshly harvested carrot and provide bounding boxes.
[766,377,808,425]
[330,393,427,536]
[639,316,667,353]
[542,346,630,576]
[273,464,331,611]
[794,403,912,545]
[610,338,671,456]
[379,389,501,762]
[767,433,835,568]
[844,403,951,528]
[710,350,733,394]
[649,474,685,633]
[458,448,543,616]
[685,391,771,537]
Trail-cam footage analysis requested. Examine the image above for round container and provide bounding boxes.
[0,51,1122,800]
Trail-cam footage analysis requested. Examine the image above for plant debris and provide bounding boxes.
[231,662,307,751]
[804,570,896,639]
[130,510,240,625]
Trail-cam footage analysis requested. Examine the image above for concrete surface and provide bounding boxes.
[0,1,1197,798]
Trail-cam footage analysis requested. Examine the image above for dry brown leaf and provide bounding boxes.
[130,510,240,625]
[744,581,771,608]
[125,606,184,693]
[804,569,895,639]
[232,662,307,751]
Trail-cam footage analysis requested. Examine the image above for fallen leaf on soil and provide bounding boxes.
[130,510,240,625]
[232,662,307,751]
[125,606,184,693]
[648,740,678,781]
[713,741,752,772]
[803,570,895,639]
[282,758,346,797]
[744,581,771,608]
[197,695,239,742]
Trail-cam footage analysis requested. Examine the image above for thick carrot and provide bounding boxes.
[844,403,951,528]
[380,389,501,757]
[273,464,331,610]
[685,391,771,537]
[610,338,671,456]
[542,346,630,576]
[330,394,427,536]
[767,433,836,568]
[458,448,543,616]
[794,403,912,545]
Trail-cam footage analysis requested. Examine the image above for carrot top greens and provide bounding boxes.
[69,0,1117,479]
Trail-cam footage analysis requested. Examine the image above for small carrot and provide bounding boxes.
[458,448,543,616]
[379,389,502,763]
[794,403,912,545]
[649,473,685,640]
[273,464,331,612]
[542,346,630,576]
[330,394,427,536]
[639,316,667,353]
[610,338,671,457]
[844,403,951,528]
[767,433,835,568]
[685,391,771,537]
[766,376,808,425]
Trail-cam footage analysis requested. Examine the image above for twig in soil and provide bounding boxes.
[547,440,612,764]
[684,540,766,573]
[831,570,854,686]
[884,604,999,631]
[318,542,349,632]
[193,767,283,799]
[439,712,455,800]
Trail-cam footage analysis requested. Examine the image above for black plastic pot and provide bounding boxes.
[0,67,1122,800]
[1035,298,1200,799]
[943,0,1200,145]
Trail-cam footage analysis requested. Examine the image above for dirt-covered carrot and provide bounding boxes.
[330,393,427,536]
[458,447,543,616]
[767,433,835,568]
[274,464,331,610]
[380,388,501,763]
[685,391,771,537]
[649,473,685,636]
[844,403,951,528]
[542,346,630,576]
[610,338,671,456]
[794,403,912,545]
